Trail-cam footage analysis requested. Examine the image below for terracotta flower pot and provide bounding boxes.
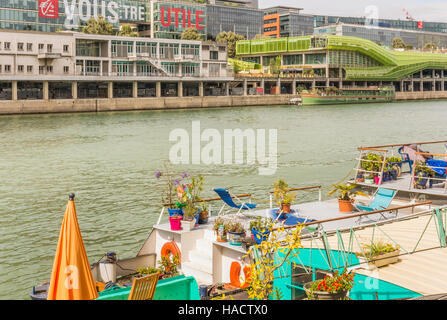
[281,203,291,213]
[338,199,354,213]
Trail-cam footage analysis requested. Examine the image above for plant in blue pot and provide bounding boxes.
[250,217,274,245]
[179,174,204,231]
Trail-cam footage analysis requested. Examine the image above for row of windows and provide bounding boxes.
[0,64,69,73]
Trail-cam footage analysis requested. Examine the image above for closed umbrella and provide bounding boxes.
[47,193,98,300]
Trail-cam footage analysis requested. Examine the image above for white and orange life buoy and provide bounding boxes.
[230,261,251,288]
[161,241,181,262]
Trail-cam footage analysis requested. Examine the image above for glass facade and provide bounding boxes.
[153,2,206,39]
[0,0,149,32]
[206,4,263,40]
[314,15,447,34]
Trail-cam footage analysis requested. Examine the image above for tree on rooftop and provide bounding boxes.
[391,37,406,49]
[118,24,139,37]
[82,15,113,35]
[216,31,245,58]
[424,42,437,51]
[181,27,203,41]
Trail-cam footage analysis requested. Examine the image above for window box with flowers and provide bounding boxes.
[304,270,355,300]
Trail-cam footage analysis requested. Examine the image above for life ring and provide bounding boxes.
[230,261,251,288]
[161,241,181,262]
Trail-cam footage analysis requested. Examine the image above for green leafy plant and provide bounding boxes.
[137,266,161,275]
[226,220,245,234]
[250,217,273,232]
[213,216,229,232]
[179,175,204,220]
[273,179,297,206]
[328,183,367,201]
[360,240,399,258]
[158,253,180,278]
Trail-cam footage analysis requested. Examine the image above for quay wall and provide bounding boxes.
[395,91,447,100]
[0,95,294,115]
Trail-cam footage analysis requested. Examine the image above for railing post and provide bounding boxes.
[318,187,322,202]
[156,207,165,225]
[270,194,273,209]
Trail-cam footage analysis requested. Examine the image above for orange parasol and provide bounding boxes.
[47,193,98,300]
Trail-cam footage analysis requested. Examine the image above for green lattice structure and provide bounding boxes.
[236,35,447,81]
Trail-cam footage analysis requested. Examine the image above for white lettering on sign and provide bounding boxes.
[63,0,145,29]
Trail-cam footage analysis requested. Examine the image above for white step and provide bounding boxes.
[195,239,213,252]
[181,261,213,285]
[187,250,213,274]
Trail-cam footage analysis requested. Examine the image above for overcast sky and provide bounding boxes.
[259,0,447,23]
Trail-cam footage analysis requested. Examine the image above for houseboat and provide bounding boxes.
[300,86,395,105]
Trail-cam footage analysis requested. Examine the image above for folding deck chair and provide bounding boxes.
[128,272,159,300]
[354,188,397,221]
[213,188,257,216]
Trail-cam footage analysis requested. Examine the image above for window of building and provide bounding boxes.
[47,44,53,53]
[38,44,44,51]
[27,66,33,73]
[46,66,53,73]
[18,43,24,51]
[39,66,45,74]
[64,66,69,73]
[4,42,11,50]
[63,45,69,53]
[210,51,219,60]
[27,43,33,51]
[5,65,11,72]
[18,65,24,72]
[0,65,2,73]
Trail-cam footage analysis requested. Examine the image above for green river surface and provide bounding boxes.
[1,100,447,299]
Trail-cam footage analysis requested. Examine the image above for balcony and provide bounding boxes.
[38,50,62,60]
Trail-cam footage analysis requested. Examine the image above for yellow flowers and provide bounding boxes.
[244,221,303,300]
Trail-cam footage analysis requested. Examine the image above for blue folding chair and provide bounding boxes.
[354,188,397,221]
[398,146,414,174]
[213,188,257,215]
[354,188,397,212]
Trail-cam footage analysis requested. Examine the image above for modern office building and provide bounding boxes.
[0,29,232,101]
[313,15,447,34]
[235,35,447,94]
[205,3,263,40]
[314,23,447,49]
[212,0,258,9]
[263,6,313,38]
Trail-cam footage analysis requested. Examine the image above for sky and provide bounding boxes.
[259,0,447,23]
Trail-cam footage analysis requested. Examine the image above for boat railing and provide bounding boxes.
[410,152,447,193]
[271,202,445,278]
[156,193,253,225]
[268,185,322,209]
[354,140,447,186]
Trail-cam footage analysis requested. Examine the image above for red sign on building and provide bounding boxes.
[160,6,204,30]
[39,0,59,19]
[417,21,423,29]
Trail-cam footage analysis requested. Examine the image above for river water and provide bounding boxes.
[1,100,447,299]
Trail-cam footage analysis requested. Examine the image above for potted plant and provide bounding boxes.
[155,166,192,216]
[273,179,297,214]
[169,214,183,231]
[356,240,400,269]
[364,174,374,185]
[213,217,228,242]
[198,202,209,224]
[304,270,354,300]
[226,220,246,246]
[414,160,435,189]
[328,183,367,213]
[250,217,273,245]
[178,175,204,231]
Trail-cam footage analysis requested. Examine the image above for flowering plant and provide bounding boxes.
[155,163,191,209]
[307,270,354,299]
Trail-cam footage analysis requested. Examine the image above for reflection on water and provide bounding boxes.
[0,100,446,299]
